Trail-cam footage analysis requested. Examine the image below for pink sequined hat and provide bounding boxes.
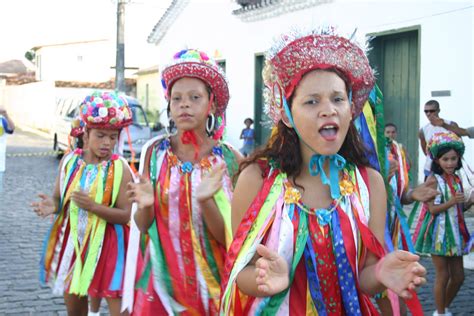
[264,27,375,122]
[161,49,230,116]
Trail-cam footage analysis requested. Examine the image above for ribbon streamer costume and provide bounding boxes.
[122,49,239,315]
[412,132,472,256]
[40,91,134,298]
[220,28,423,315]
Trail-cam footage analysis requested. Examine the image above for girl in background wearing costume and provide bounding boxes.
[32,91,134,316]
[358,103,439,315]
[123,49,241,315]
[412,132,473,316]
[221,28,426,315]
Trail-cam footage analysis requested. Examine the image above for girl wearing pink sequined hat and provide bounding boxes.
[33,91,135,315]
[221,27,426,315]
[123,49,241,315]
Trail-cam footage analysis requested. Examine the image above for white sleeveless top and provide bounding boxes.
[421,121,452,172]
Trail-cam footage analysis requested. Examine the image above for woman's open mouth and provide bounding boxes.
[319,123,339,141]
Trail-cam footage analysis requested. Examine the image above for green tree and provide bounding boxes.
[24,50,35,63]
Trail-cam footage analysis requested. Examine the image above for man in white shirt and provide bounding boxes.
[418,100,468,177]
[0,107,15,193]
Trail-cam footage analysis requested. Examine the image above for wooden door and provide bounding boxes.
[369,30,420,184]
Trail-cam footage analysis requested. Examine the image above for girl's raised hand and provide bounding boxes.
[71,190,96,210]
[31,194,56,218]
[255,244,289,296]
[127,175,154,209]
[375,250,426,299]
[196,163,225,203]
[449,192,465,206]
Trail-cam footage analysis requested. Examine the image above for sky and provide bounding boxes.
[0,0,169,64]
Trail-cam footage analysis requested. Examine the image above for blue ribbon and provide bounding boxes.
[109,224,125,290]
[309,154,346,199]
[181,161,193,174]
[314,208,332,226]
[212,146,223,157]
[332,210,362,315]
[159,139,170,150]
[304,236,327,315]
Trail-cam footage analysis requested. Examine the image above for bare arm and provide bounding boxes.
[232,163,272,297]
[360,169,426,298]
[32,155,67,216]
[401,177,438,205]
[231,163,263,235]
[418,129,427,156]
[444,122,468,137]
[71,160,132,225]
[359,168,388,295]
[197,164,227,245]
[131,147,155,233]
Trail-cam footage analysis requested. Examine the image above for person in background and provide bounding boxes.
[0,107,15,194]
[412,132,473,316]
[419,100,470,178]
[32,91,134,316]
[377,123,438,315]
[240,117,255,157]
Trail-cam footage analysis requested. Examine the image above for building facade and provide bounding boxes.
[147,0,473,183]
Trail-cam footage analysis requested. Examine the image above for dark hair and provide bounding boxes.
[430,146,463,175]
[76,135,84,149]
[385,123,397,131]
[244,118,254,125]
[425,100,440,109]
[238,68,371,186]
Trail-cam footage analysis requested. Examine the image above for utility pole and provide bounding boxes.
[115,0,126,92]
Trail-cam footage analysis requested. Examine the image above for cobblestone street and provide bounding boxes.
[1,129,474,315]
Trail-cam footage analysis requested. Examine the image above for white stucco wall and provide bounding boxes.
[151,0,473,182]
[35,40,115,82]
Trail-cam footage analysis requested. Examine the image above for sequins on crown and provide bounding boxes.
[161,139,224,174]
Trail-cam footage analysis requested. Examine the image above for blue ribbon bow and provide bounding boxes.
[181,161,193,174]
[314,208,332,226]
[309,154,346,199]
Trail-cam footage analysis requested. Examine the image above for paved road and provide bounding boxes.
[0,129,108,315]
[1,129,474,315]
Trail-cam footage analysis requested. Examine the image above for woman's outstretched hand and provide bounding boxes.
[255,244,290,296]
[410,176,438,202]
[31,193,56,217]
[127,175,154,210]
[376,250,427,299]
[196,163,225,203]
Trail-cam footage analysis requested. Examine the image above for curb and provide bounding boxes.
[17,125,52,139]
[6,150,60,158]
